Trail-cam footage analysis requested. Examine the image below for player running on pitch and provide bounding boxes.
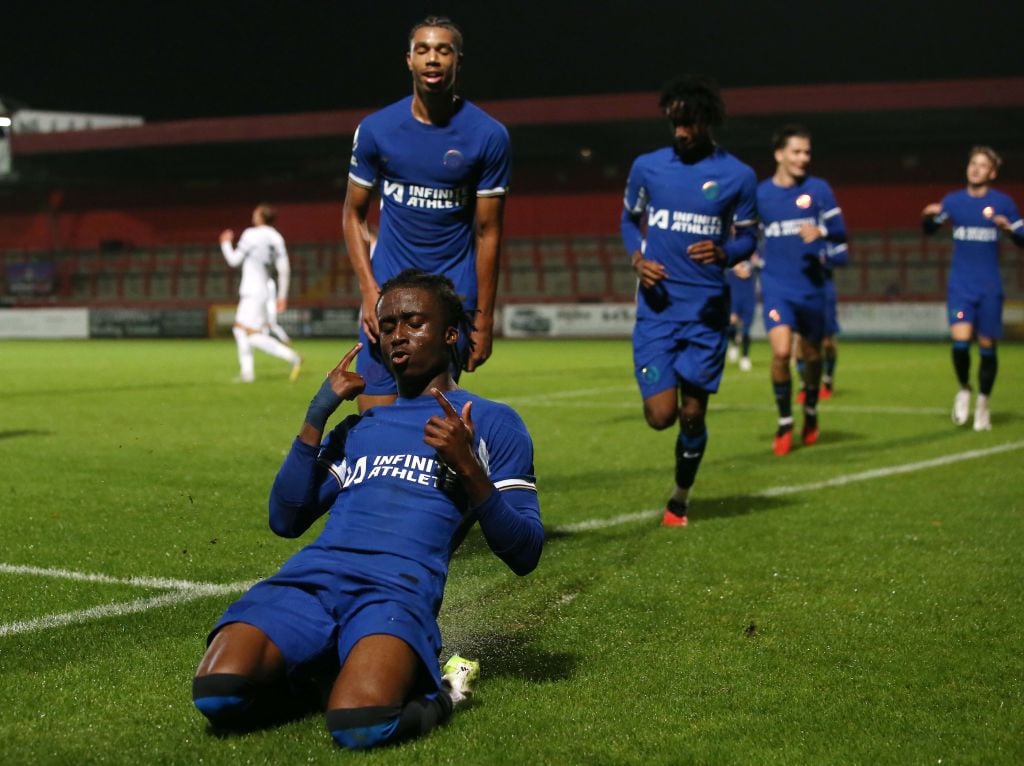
[757,125,847,456]
[192,270,542,749]
[922,146,1024,431]
[220,204,302,383]
[621,75,758,526]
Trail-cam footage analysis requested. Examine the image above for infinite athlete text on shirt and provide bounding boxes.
[762,217,817,238]
[383,180,470,209]
[647,208,723,237]
[952,226,998,242]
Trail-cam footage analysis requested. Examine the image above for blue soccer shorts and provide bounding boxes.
[947,285,1003,340]
[210,552,444,691]
[632,317,728,399]
[761,289,827,343]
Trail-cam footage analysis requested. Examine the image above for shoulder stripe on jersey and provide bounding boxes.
[477,186,508,197]
[821,207,842,220]
[348,172,375,189]
[495,478,537,493]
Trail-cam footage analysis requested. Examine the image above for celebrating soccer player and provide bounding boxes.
[343,16,510,412]
[757,125,848,456]
[621,75,758,527]
[192,270,542,749]
[220,204,303,383]
[922,146,1024,431]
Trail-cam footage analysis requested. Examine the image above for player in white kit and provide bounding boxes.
[220,204,302,383]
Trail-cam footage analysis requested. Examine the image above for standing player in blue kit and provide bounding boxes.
[192,270,542,750]
[621,75,758,527]
[922,146,1024,431]
[757,125,847,456]
[343,16,510,412]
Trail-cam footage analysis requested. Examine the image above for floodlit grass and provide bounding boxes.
[1,337,1022,764]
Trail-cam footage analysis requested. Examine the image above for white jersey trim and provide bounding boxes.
[821,207,842,220]
[477,186,508,197]
[348,172,376,189]
[495,478,537,493]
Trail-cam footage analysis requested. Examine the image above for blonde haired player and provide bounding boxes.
[220,204,302,383]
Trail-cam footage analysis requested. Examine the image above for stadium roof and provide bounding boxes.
[11,78,1024,156]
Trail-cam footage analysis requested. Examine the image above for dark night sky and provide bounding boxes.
[4,1,1022,122]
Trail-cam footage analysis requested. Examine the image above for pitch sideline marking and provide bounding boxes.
[554,439,1024,533]
[3,440,1022,636]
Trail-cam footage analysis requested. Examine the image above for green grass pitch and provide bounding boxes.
[1,337,1022,764]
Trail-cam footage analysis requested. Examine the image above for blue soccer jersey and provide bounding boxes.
[928,188,1024,296]
[348,96,511,310]
[215,389,541,690]
[621,146,758,323]
[757,176,847,299]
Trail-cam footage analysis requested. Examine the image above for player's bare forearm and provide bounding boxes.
[343,182,381,338]
[469,196,504,371]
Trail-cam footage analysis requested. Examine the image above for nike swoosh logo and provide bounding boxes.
[682,451,702,459]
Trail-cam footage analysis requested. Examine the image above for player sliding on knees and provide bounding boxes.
[192,269,543,750]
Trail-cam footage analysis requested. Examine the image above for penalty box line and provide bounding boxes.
[554,439,1024,533]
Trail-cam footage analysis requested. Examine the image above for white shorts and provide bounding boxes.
[235,295,269,331]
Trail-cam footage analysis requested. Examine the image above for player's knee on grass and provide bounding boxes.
[326,694,451,749]
[192,673,259,727]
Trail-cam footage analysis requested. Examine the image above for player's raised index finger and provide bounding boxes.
[338,342,363,370]
[430,387,459,418]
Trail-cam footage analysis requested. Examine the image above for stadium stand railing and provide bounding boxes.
[2,231,1021,309]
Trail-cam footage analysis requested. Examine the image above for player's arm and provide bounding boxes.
[620,164,667,286]
[466,194,505,372]
[993,200,1024,247]
[424,390,543,576]
[269,345,365,538]
[273,236,291,313]
[219,228,246,267]
[817,185,848,244]
[721,169,759,266]
[921,201,946,235]
[343,180,381,341]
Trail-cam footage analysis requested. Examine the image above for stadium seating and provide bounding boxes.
[2,230,1021,309]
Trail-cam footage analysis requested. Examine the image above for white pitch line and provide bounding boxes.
[756,439,1024,497]
[0,562,243,592]
[0,582,250,638]
[553,440,1024,534]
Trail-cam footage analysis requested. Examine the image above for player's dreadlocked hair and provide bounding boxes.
[377,268,476,365]
[408,15,464,56]
[772,124,811,151]
[659,74,725,128]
